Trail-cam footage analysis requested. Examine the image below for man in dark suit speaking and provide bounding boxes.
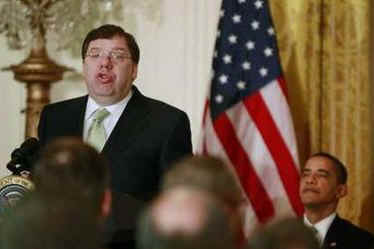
[299,152,374,249]
[37,24,192,249]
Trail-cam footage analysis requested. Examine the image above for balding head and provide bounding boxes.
[137,187,236,249]
[32,137,111,217]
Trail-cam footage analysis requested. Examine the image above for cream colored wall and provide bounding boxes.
[0,38,27,177]
[0,0,221,177]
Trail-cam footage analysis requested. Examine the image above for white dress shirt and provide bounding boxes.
[304,212,336,244]
[83,90,133,142]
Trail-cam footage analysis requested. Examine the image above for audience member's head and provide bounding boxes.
[136,187,236,249]
[162,155,243,208]
[299,152,347,222]
[247,217,320,249]
[162,155,244,243]
[32,137,111,218]
[0,138,112,249]
[0,192,102,249]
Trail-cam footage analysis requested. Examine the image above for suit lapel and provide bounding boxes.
[59,96,87,137]
[72,96,87,137]
[323,216,340,249]
[102,86,151,156]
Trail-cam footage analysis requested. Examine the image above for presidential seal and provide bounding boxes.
[0,175,34,213]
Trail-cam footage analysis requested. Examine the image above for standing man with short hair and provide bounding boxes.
[299,152,374,249]
[37,24,192,249]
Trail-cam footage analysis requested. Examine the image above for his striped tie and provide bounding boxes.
[87,108,110,152]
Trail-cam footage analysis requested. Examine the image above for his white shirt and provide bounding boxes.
[83,90,133,142]
[304,212,336,244]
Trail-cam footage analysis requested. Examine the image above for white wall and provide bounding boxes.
[0,0,221,177]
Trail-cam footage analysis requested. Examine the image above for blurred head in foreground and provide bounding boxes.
[137,187,236,249]
[32,137,111,219]
[162,155,245,243]
[248,217,320,249]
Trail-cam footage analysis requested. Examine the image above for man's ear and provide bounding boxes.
[132,64,138,81]
[336,184,347,199]
[101,188,112,218]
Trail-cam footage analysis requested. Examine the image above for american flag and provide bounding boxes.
[198,0,303,234]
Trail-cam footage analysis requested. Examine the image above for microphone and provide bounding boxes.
[7,137,40,176]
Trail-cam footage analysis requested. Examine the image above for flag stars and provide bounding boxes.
[259,67,268,77]
[246,40,255,50]
[251,20,260,30]
[232,14,241,23]
[215,94,224,103]
[228,34,238,44]
[237,81,246,90]
[264,47,273,57]
[242,61,251,70]
[268,27,275,36]
[238,0,246,3]
[222,54,232,64]
[254,0,264,9]
[219,74,229,84]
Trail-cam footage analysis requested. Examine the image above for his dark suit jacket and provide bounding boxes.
[323,215,374,249]
[37,86,193,248]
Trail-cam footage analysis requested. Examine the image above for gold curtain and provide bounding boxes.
[269,0,373,231]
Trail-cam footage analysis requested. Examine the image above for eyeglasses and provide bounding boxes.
[86,48,132,62]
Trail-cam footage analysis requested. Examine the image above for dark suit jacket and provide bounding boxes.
[323,215,374,249]
[37,86,193,248]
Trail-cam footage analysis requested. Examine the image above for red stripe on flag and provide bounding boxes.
[243,90,304,216]
[277,77,288,100]
[213,112,275,222]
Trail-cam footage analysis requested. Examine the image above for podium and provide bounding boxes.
[0,175,34,214]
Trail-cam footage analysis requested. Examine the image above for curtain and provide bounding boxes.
[269,0,373,231]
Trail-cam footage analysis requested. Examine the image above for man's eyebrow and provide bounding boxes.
[111,48,127,51]
[317,169,329,174]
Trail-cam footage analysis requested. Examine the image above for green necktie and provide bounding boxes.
[87,108,110,152]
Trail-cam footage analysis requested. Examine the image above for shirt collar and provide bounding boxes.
[304,212,336,242]
[85,89,133,121]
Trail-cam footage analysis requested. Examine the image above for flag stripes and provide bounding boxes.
[198,0,303,235]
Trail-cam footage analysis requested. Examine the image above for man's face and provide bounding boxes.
[299,156,346,209]
[83,36,138,106]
